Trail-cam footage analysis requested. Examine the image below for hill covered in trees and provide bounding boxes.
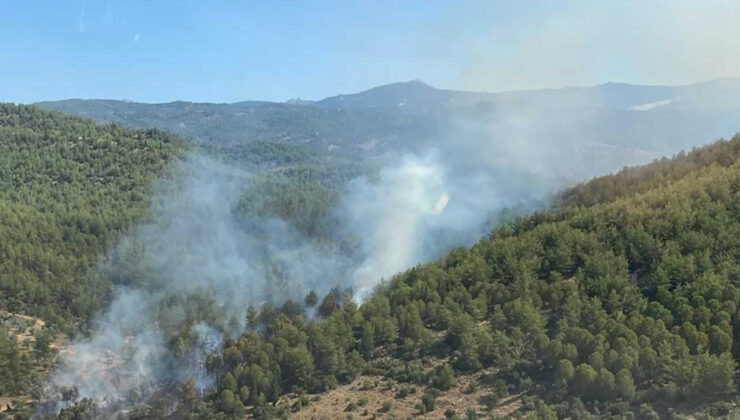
[0,104,185,329]
[0,104,185,400]
[138,135,740,419]
[2,101,740,419]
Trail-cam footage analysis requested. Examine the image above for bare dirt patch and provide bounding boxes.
[0,310,45,348]
[284,365,521,419]
[0,396,33,413]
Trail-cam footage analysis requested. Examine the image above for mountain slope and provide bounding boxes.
[0,104,182,329]
[36,98,441,159]
[315,79,492,111]
[159,135,740,419]
[557,136,740,207]
[316,78,740,112]
[5,97,737,419]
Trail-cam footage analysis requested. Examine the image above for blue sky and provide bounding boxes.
[1,0,739,103]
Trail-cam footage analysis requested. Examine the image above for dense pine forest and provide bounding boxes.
[0,104,359,410]
[0,105,184,327]
[55,134,740,419]
[1,103,740,419]
[0,105,184,399]
[166,135,739,419]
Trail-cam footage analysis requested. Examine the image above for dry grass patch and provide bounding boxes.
[285,365,522,419]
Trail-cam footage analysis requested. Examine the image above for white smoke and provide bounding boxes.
[178,323,223,391]
[342,153,449,298]
[49,289,163,404]
[340,151,514,301]
[43,156,259,411]
[43,154,347,411]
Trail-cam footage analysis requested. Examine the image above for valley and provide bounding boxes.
[0,81,739,419]
[3,2,740,419]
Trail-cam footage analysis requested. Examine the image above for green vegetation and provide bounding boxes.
[37,97,440,161]
[0,104,183,399]
[188,135,740,418]
[237,167,350,239]
[0,104,182,329]
[205,140,369,240]
[3,101,740,418]
[0,327,34,394]
[558,137,740,207]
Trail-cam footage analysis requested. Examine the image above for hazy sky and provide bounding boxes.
[1,0,739,103]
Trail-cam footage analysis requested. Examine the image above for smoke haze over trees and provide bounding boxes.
[0,78,739,419]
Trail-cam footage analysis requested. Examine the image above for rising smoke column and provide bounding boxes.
[43,155,257,410]
[342,153,448,299]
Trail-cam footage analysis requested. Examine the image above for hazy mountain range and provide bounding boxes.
[37,78,740,180]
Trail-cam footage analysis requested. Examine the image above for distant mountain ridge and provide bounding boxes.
[37,77,740,112]
[317,77,740,111]
[315,79,492,111]
[35,78,740,177]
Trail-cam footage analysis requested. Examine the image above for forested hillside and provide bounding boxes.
[36,98,441,160]
[0,104,182,329]
[4,101,739,419]
[557,137,740,207]
[162,135,740,419]
[0,104,374,416]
